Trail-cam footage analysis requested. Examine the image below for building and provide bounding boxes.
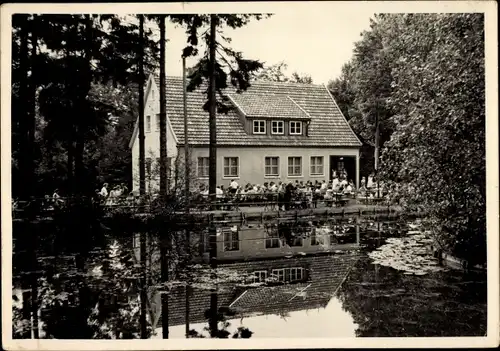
[153,252,360,330]
[129,75,362,193]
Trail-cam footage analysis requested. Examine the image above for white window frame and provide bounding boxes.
[264,156,280,177]
[223,228,240,252]
[271,269,285,282]
[223,157,240,179]
[265,230,281,248]
[310,228,322,246]
[253,120,266,134]
[271,267,304,283]
[271,120,284,135]
[288,156,302,177]
[310,156,324,176]
[289,267,304,282]
[146,115,151,133]
[289,121,302,135]
[250,271,268,283]
[197,157,209,179]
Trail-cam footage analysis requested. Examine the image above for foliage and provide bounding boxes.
[172,14,270,113]
[328,13,485,264]
[186,307,253,338]
[11,14,159,197]
[86,240,153,339]
[378,14,486,264]
[337,256,487,336]
[254,61,313,83]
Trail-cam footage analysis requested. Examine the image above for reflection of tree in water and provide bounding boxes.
[336,257,487,337]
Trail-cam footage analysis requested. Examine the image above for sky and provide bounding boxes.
[160,9,375,85]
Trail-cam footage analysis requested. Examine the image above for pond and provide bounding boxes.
[152,219,487,338]
[12,215,487,339]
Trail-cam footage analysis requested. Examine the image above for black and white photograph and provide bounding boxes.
[1,1,498,349]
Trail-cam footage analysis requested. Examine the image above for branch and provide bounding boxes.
[215,47,236,73]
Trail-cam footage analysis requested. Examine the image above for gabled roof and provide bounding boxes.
[157,253,359,327]
[130,75,362,148]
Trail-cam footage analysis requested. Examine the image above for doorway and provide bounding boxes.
[329,156,356,187]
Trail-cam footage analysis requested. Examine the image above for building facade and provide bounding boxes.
[129,75,362,193]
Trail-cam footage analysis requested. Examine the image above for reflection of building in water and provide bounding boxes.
[193,221,359,262]
[154,252,359,328]
[134,220,361,328]
[132,220,360,264]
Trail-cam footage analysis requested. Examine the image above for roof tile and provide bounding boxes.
[148,76,362,147]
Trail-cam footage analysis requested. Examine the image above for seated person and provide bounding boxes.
[216,186,224,199]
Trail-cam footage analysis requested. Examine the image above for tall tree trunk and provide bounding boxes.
[138,15,146,196]
[137,14,149,340]
[159,15,168,196]
[18,14,29,200]
[183,56,191,337]
[28,15,39,338]
[374,111,380,172]
[208,15,217,207]
[64,40,75,195]
[160,234,169,339]
[182,56,190,199]
[75,15,94,196]
[67,137,74,195]
[27,15,38,198]
[208,14,218,338]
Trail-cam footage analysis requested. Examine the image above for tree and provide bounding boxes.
[254,61,313,83]
[11,14,159,197]
[170,14,269,337]
[378,13,485,264]
[328,62,374,177]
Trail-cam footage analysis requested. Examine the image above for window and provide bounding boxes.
[271,269,285,282]
[146,158,152,176]
[265,157,279,177]
[223,157,239,178]
[253,120,266,134]
[289,121,302,135]
[155,114,160,131]
[250,271,268,283]
[223,228,239,251]
[288,157,302,176]
[271,120,284,135]
[151,89,155,100]
[289,267,304,282]
[310,228,323,246]
[271,268,304,283]
[167,157,172,178]
[197,157,209,178]
[146,115,151,133]
[289,236,303,247]
[310,156,324,176]
[266,230,281,248]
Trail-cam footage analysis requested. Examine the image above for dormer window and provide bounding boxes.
[271,121,284,135]
[253,120,266,134]
[290,121,302,135]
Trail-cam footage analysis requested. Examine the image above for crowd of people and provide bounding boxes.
[195,173,358,210]
[95,183,136,206]
[14,170,388,212]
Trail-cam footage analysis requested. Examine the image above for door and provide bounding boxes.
[330,156,356,187]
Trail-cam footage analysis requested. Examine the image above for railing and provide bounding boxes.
[11,188,391,218]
